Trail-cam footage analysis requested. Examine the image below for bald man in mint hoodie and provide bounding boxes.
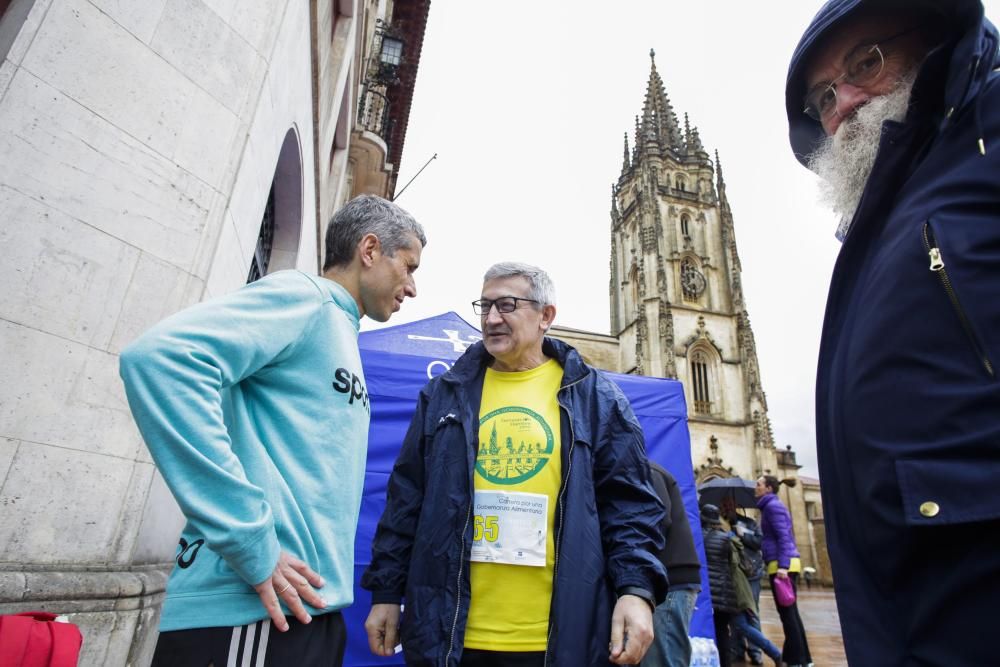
[120,195,426,666]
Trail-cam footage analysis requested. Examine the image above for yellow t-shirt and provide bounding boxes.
[464,359,563,651]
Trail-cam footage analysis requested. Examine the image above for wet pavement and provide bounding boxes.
[736,588,847,666]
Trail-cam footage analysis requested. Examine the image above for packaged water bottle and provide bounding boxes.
[689,638,706,666]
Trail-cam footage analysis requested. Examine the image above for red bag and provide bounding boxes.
[773,575,797,607]
[0,612,83,667]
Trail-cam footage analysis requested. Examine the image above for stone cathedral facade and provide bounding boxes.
[551,52,829,580]
[610,51,779,483]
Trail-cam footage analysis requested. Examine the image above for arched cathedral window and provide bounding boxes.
[681,214,690,238]
[691,350,711,413]
[675,175,687,191]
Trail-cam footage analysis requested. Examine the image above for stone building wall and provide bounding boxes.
[0,0,430,662]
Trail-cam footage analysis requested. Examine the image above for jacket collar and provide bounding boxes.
[443,336,591,388]
[756,492,778,511]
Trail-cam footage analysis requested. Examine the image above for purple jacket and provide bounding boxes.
[757,493,799,569]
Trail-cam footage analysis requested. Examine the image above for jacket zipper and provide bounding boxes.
[444,400,476,667]
[922,222,995,377]
[444,501,472,666]
[544,374,586,667]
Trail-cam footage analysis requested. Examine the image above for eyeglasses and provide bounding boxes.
[803,27,920,122]
[471,296,539,316]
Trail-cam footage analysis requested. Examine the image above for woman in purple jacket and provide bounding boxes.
[756,476,812,667]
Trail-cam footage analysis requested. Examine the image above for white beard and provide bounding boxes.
[808,74,917,241]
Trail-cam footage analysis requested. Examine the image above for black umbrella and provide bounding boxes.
[697,476,757,509]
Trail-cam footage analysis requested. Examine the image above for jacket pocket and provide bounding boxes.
[896,457,1000,526]
[921,221,996,378]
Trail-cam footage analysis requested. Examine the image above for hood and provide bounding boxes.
[785,0,998,168]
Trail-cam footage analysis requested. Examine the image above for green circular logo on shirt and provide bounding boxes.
[477,407,554,485]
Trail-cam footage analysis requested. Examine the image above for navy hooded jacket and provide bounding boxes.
[361,337,667,666]
[786,1,1000,664]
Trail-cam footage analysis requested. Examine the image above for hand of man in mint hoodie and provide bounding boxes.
[253,551,327,631]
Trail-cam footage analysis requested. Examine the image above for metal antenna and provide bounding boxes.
[392,153,437,202]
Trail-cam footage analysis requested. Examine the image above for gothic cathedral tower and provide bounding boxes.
[610,51,779,482]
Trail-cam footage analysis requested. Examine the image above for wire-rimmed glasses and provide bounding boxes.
[803,27,921,122]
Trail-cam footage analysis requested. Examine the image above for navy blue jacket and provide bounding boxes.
[361,338,667,666]
[786,1,1000,664]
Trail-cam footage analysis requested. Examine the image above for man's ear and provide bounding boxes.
[540,304,556,331]
[358,233,381,268]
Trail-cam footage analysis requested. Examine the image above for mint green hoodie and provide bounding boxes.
[120,270,370,631]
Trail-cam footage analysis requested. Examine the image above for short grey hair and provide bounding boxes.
[323,194,427,271]
[483,262,557,306]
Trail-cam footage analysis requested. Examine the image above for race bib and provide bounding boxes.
[469,490,548,567]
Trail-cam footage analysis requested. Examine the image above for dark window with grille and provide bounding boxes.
[691,350,711,413]
[247,182,276,284]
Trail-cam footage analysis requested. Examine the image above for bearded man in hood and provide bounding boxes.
[786,0,1000,664]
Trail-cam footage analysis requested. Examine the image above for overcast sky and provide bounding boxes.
[364,0,1000,479]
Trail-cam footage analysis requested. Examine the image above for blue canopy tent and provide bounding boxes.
[345,312,716,666]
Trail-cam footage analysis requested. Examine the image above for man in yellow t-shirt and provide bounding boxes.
[465,358,563,655]
[364,262,668,667]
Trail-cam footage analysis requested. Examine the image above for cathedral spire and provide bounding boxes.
[642,49,657,134]
[640,48,683,151]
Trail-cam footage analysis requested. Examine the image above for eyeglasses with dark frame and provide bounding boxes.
[803,26,922,122]
[471,296,540,316]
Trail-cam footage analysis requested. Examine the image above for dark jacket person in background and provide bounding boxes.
[641,462,701,667]
[786,0,1000,663]
[700,504,739,667]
